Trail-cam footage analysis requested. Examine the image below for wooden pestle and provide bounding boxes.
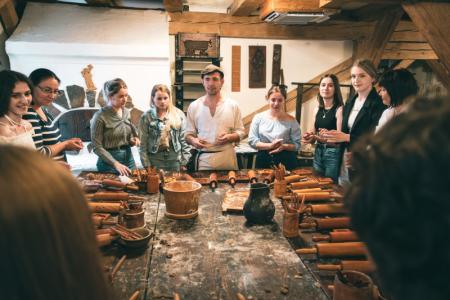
[290,180,320,189]
[263,170,275,184]
[304,203,347,215]
[296,242,367,258]
[284,174,303,183]
[209,172,218,190]
[317,260,376,274]
[89,202,124,213]
[312,231,359,243]
[228,171,236,187]
[300,217,350,230]
[102,179,138,191]
[247,170,257,183]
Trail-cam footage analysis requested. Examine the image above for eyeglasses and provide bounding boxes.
[37,86,64,96]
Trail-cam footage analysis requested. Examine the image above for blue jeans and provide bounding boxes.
[255,150,298,170]
[96,147,136,174]
[149,150,181,172]
[313,144,341,182]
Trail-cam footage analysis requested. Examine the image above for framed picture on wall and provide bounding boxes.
[176,33,220,58]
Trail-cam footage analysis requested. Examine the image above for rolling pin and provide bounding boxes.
[284,174,303,184]
[96,233,112,247]
[299,217,351,230]
[102,179,139,191]
[263,171,275,184]
[291,187,323,193]
[228,171,236,187]
[290,180,320,189]
[90,192,129,201]
[312,230,359,242]
[89,202,124,213]
[247,170,257,183]
[209,172,218,190]
[304,203,347,215]
[296,242,367,258]
[317,260,376,274]
[292,191,332,201]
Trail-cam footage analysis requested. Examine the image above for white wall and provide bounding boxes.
[6,2,170,111]
[218,38,353,133]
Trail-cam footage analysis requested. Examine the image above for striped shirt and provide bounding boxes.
[23,107,65,161]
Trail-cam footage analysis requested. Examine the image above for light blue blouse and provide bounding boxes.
[248,112,301,151]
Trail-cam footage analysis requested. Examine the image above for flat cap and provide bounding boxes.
[201,64,224,77]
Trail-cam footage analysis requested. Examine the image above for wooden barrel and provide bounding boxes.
[163,181,202,219]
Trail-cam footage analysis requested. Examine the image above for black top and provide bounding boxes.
[314,106,338,131]
[341,87,386,149]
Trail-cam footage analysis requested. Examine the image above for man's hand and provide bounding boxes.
[190,137,208,149]
[215,133,233,145]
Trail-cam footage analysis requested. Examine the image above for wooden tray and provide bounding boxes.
[222,189,249,213]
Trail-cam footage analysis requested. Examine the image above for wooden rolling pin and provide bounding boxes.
[292,191,332,201]
[284,174,303,184]
[89,202,124,213]
[290,180,320,189]
[247,170,257,183]
[228,171,236,187]
[296,242,367,258]
[209,172,218,190]
[97,233,113,247]
[263,171,275,184]
[89,192,129,201]
[317,260,376,274]
[300,217,351,230]
[304,203,347,215]
[102,179,139,191]
[312,230,359,242]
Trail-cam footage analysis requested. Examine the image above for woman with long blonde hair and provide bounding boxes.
[139,84,190,171]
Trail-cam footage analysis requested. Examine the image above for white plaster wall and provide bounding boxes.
[6,2,170,111]
[0,26,9,70]
[218,38,353,134]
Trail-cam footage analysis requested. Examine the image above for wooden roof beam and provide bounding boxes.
[403,1,450,75]
[260,0,322,19]
[164,0,183,13]
[229,0,262,16]
[426,60,450,91]
[0,0,18,36]
[168,12,374,40]
[320,0,400,9]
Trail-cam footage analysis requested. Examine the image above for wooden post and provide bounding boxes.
[295,84,303,123]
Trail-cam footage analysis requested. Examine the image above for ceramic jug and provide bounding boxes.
[243,183,275,224]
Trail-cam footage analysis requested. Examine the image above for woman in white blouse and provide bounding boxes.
[0,70,36,149]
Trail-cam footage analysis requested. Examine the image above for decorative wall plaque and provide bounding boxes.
[249,46,266,88]
[177,33,219,58]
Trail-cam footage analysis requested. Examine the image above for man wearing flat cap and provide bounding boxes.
[185,64,245,170]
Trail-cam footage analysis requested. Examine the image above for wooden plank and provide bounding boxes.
[260,0,322,19]
[243,58,353,132]
[272,44,282,85]
[393,59,415,70]
[320,0,400,9]
[426,60,450,91]
[163,0,183,12]
[382,42,438,60]
[229,0,262,16]
[390,21,427,43]
[231,45,241,92]
[0,0,18,36]
[353,7,403,66]
[403,2,450,74]
[168,12,375,40]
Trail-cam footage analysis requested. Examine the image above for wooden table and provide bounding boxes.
[106,183,328,300]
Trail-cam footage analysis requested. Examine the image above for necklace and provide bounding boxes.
[4,114,23,127]
[322,107,332,119]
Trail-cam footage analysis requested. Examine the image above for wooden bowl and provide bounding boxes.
[120,228,152,249]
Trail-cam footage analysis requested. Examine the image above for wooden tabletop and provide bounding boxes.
[107,182,328,300]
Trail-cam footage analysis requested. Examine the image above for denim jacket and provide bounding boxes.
[139,107,191,167]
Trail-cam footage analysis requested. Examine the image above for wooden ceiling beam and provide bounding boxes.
[381,42,437,60]
[0,0,18,36]
[168,12,374,40]
[320,0,400,9]
[402,2,450,74]
[393,60,415,70]
[353,7,403,66]
[390,21,427,43]
[260,0,322,19]
[163,0,183,13]
[229,0,262,16]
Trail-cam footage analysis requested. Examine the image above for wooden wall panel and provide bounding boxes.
[231,46,241,92]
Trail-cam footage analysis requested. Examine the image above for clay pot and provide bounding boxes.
[283,210,299,238]
[121,209,145,229]
[163,180,202,219]
[243,183,275,224]
[333,270,375,300]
